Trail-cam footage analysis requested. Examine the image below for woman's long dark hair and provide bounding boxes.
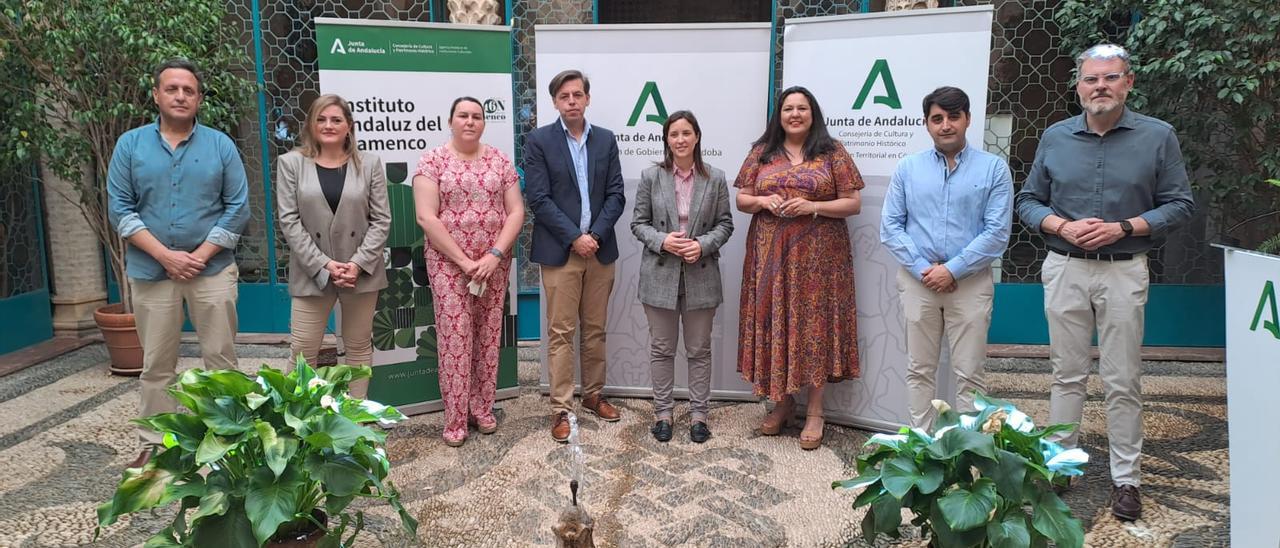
[753,86,836,164]
[657,110,708,177]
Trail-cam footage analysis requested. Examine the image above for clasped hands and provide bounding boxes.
[762,194,817,218]
[921,263,957,293]
[160,250,206,281]
[570,233,599,258]
[662,231,703,263]
[325,260,361,289]
[1058,217,1124,251]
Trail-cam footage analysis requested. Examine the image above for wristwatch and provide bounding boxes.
[1119,220,1134,236]
[487,247,503,259]
[587,231,602,243]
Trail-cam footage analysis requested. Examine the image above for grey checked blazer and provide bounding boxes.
[630,164,734,310]
[276,150,390,297]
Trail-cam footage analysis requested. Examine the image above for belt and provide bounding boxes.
[1051,249,1134,261]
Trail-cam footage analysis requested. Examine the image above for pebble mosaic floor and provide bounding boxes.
[0,344,1227,547]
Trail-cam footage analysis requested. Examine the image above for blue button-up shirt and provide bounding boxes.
[1015,108,1195,254]
[881,144,1013,280]
[107,120,250,281]
[560,117,592,232]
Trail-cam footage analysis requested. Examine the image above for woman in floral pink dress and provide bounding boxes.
[412,97,525,446]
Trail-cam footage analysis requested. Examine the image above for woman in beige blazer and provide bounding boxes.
[630,110,734,443]
[276,94,390,397]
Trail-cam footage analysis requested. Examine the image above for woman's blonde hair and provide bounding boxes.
[296,94,360,170]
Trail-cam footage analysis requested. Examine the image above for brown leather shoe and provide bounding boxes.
[127,449,152,469]
[1110,484,1142,521]
[582,393,621,422]
[551,412,570,443]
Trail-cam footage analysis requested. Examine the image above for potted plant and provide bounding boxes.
[0,0,255,374]
[834,393,1088,548]
[95,359,419,547]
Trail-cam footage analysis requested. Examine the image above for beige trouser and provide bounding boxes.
[898,267,993,429]
[288,289,379,399]
[131,264,239,444]
[1042,251,1148,487]
[542,253,615,414]
[644,295,716,423]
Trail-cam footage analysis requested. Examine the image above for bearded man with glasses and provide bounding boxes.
[1015,43,1196,522]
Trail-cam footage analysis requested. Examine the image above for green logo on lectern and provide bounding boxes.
[1250,280,1280,339]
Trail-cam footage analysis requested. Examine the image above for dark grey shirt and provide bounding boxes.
[1015,108,1195,254]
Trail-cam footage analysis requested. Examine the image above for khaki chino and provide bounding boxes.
[288,290,378,398]
[898,267,993,428]
[132,264,239,444]
[542,253,615,413]
[1042,251,1148,486]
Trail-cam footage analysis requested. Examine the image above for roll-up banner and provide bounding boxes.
[1218,245,1280,547]
[783,6,995,430]
[315,18,519,415]
[533,23,772,401]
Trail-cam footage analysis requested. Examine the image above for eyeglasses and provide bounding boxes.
[1078,72,1128,85]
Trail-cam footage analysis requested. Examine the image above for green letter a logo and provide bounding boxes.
[330,38,346,55]
[627,82,669,127]
[852,59,901,109]
[1250,280,1280,339]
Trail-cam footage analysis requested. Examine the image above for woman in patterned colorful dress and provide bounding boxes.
[734,86,865,450]
[412,97,525,447]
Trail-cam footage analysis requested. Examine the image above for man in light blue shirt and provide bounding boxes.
[107,59,250,468]
[880,86,1012,428]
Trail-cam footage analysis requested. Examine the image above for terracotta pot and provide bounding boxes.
[94,303,143,376]
[267,512,327,548]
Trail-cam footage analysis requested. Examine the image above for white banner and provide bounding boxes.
[534,23,772,401]
[1220,245,1280,547]
[317,19,518,414]
[783,6,995,430]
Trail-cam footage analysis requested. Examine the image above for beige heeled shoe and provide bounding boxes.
[760,399,795,435]
[799,414,825,450]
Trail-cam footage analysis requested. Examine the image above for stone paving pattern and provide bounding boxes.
[0,344,1227,547]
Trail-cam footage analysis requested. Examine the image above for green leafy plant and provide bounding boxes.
[1260,179,1280,254]
[1056,0,1280,250]
[95,360,418,547]
[0,0,255,309]
[834,394,1088,548]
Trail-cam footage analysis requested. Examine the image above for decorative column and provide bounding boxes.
[41,161,108,336]
[448,0,502,25]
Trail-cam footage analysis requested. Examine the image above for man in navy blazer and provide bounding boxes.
[524,69,626,442]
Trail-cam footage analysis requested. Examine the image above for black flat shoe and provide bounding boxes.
[651,420,672,442]
[690,421,711,443]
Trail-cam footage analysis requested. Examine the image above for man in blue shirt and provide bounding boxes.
[523,70,627,442]
[1015,44,1194,522]
[107,59,250,468]
[881,86,1012,429]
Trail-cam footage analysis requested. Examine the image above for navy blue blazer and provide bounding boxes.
[522,121,627,266]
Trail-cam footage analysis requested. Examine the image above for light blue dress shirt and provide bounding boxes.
[560,117,592,233]
[107,120,250,281]
[880,144,1013,281]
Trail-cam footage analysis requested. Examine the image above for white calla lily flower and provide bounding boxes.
[1007,410,1035,433]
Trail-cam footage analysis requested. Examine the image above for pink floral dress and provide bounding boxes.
[415,145,517,443]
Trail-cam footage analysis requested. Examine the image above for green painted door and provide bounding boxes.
[0,165,53,355]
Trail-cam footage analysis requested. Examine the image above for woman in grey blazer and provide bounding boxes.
[276,94,390,398]
[630,110,734,443]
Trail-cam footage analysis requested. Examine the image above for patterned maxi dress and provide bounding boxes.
[734,145,864,402]
[415,145,517,442]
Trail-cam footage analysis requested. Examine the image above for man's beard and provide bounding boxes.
[1082,96,1120,117]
